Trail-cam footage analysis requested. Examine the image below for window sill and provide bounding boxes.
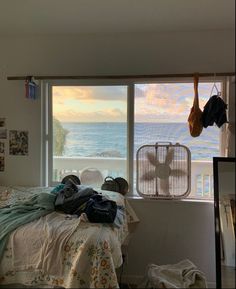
[125,194,214,204]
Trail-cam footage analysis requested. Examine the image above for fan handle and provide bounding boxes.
[155,142,172,146]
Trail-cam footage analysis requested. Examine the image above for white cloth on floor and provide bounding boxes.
[140,259,207,288]
[10,211,81,276]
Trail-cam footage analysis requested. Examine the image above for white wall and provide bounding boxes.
[0,29,235,284]
[0,29,234,185]
[0,80,41,186]
[0,30,235,77]
[123,199,216,285]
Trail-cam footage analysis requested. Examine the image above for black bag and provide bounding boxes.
[101,176,120,192]
[115,177,129,195]
[84,194,117,223]
[101,176,129,195]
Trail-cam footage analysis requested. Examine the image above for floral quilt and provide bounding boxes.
[0,186,131,288]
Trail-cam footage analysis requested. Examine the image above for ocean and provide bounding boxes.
[61,122,220,161]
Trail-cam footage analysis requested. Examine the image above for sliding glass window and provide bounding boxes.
[44,78,223,199]
[50,84,128,187]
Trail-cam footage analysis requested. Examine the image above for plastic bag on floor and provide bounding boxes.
[138,260,207,288]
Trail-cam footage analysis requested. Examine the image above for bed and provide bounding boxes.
[0,186,135,288]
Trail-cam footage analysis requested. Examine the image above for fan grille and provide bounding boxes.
[136,143,191,199]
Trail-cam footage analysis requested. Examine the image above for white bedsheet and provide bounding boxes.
[0,186,133,288]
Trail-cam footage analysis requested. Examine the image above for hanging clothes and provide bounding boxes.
[25,76,38,99]
[201,94,228,128]
[188,74,203,137]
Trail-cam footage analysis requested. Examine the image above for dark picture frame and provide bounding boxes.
[213,157,236,289]
[9,130,28,156]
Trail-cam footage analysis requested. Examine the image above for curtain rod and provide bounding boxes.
[7,72,235,81]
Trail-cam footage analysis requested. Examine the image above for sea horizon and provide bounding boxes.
[60,122,220,160]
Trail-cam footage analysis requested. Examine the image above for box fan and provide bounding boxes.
[136,142,191,199]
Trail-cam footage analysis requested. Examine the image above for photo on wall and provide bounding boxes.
[0,129,7,139]
[0,118,6,127]
[0,156,4,172]
[0,142,4,154]
[9,130,29,156]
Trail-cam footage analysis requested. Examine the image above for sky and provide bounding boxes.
[53,82,221,123]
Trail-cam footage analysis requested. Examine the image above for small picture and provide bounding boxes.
[9,130,29,156]
[0,156,4,171]
[0,142,4,154]
[0,129,7,139]
[0,118,6,127]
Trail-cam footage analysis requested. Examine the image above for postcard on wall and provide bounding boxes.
[0,142,4,154]
[0,118,6,127]
[0,129,7,139]
[9,130,29,156]
[0,156,4,172]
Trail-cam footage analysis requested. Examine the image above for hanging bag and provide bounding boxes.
[101,176,120,193]
[115,177,129,195]
[188,74,203,137]
[101,176,129,195]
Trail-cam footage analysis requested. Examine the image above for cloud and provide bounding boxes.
[135,84,170,101]
[53,87,93,105]
[135,84,189,115]
[134,82,221,122]
[53,86,127,105]
[54,108,126,122]
[136,83,188,107]
[53,82,221,123]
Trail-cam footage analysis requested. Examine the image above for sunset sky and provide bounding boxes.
[53,82,221,123]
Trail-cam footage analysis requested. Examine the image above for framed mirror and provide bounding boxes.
[213,157,235,289]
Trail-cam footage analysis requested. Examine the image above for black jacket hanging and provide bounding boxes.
[201,95,228,128]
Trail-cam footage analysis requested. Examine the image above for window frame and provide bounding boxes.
[42,76,226,198]
[42,79,134,187]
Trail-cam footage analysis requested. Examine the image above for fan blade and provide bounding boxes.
[160,179,170,195]
[146,151,160,166]
[170,169,187,177]
[165,148,175,165]
[141,169,156,181]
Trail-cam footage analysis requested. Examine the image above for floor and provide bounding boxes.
[1,270,235,288]
[119,268,236,288]
[222,266,235,288]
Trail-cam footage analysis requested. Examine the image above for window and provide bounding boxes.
[134,81,222,199]
[49,84,128,187]
[43,78,224,199]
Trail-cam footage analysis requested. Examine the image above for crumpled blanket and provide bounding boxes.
[0,192,55,261]
[139,259,207,288]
